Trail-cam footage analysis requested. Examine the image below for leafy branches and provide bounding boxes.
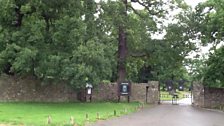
[203,46,224,87]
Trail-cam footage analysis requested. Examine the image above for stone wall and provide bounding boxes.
[90,82,159,103]
[204,87,224,108]
[130,81,159,103]
[0,75,77,102]
[92,83,118,101]
[193,82,224,108]
[0,75,159,103]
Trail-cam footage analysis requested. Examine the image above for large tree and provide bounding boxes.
[190,0,224,87]
[195,0,224,46]
[0,0,199,89]
[203,46,224,87]
[0,0,114,89]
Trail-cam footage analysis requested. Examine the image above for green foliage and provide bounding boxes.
[203,46,224,87]
[0,0,198,88]
[195,0,224,45]
[188,0,224,87]
[0,0,114,89]
[189,47,224,88]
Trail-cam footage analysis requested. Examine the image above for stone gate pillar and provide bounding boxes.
[192,82,205,107]
[146,81,159,104]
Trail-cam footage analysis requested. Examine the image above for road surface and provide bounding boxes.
[89,99,224,126]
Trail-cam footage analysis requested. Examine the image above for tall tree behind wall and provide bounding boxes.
[0,0,114,89]
[0,0,199,88]
[193,0,224,87]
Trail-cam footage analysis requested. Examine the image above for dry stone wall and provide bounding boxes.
[193,82,224,108]
[130,81,159,103]
[0,75,77,102]
[92,83,118,101]
[204,87,224,108]
[86,82,159,103]
[0,75,159,103]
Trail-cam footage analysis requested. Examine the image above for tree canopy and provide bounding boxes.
[0,0,113,89]
[203,46,224,87]
[190,0,224,87]
[0,0,223,88]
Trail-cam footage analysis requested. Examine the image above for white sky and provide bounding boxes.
[115,0,207,9]
[184,0,206,8]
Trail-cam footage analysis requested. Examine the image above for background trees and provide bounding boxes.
[0,0,113,89]
[203,47,224,87]
[190,0,224,87]
[0,0,223,88]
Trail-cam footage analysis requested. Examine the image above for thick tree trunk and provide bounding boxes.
[117,0,128,82]
[14,6,23,27]
[117,26,127,82]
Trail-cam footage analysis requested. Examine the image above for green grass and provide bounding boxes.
[160,91,191,101]
[0,102,140,126]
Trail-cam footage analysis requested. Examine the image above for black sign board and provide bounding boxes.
[178,85,184,91]
[120,83,129,95]
[178,80,185,91]
[119,82,131,95]
[118,81,131,102]
[165,80,173,91]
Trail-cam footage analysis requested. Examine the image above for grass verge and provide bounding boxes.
[0,102,140,126]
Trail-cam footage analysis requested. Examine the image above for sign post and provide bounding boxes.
[118,81,131,102]
[86,83,93,102]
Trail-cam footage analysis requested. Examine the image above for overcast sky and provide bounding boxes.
[96,0,207,6]
[184,0,206,8]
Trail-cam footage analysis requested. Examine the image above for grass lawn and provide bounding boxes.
[0,102,140,126]
[160,91,191,101]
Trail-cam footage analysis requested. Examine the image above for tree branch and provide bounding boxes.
[129,51,149,57]
[14,6,24,27]
[131,0,164,16]
[128,5,145,18]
